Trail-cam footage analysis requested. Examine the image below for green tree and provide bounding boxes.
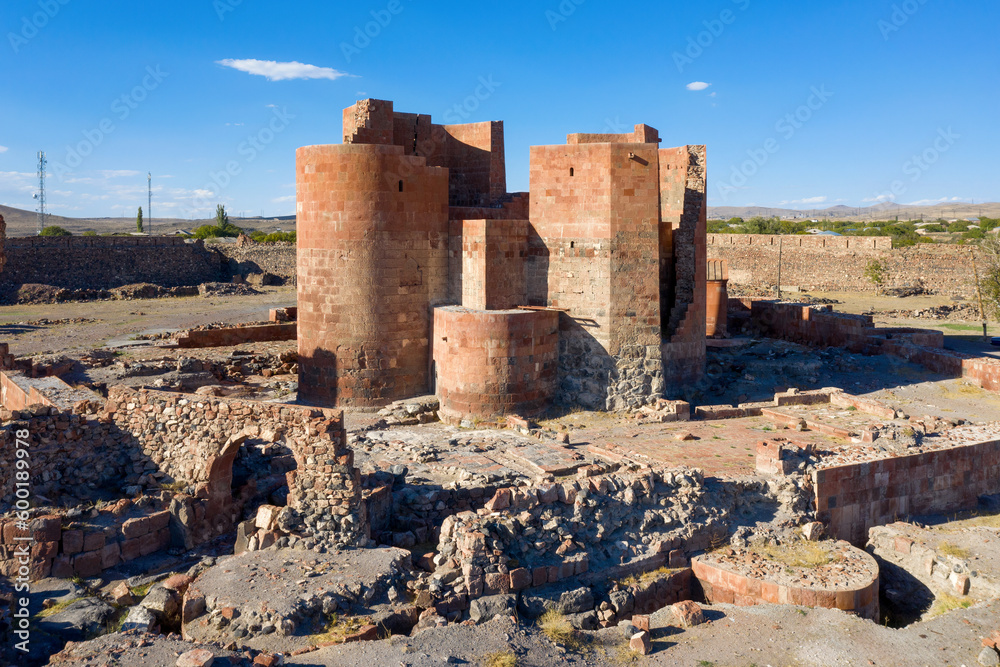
[39,225,72,237]
[216,204,229,229]
[978,237,1000,319]
[136,206,144,233]
[864,259,888,294]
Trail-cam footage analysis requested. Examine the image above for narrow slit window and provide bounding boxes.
[570,168,575,177]
[398,180,404,192]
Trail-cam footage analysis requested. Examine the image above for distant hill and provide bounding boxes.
[0,205,296,237]
[708,202,1000,222]
[2,200,997,237]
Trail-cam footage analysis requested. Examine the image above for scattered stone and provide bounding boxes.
[802,521,825,542]
[630,630,652,655]
[176,648,215,667]
[671,600,705,628]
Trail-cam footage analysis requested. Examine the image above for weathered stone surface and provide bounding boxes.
[469,594,516,624]
[176,648,216,667]
[35,598,114,641]
[120,605,158,633]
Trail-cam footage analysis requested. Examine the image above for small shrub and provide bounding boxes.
[864,259,888,294]
[39,225,72,237]
[539,609,576,646]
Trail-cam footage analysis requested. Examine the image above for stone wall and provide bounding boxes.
[104,387,365,547]
[213,241,297,285]
[0,236,221,289]
[708,234,980,296]
[814,439,1000,546]
[0,386,366,580]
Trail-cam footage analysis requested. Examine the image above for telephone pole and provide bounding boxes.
[147,173,152,236]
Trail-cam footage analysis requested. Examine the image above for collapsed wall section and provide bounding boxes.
[343,98,507,208]
[660,145,708,388]
[296,143,449,407]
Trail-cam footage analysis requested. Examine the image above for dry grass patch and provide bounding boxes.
[750,538,838,569]
[538,609,590,652]
[481,650,518,667]
[938,541,970,559]
[928,593,972,618]
[309,614,372,645]
[36,598,80,618]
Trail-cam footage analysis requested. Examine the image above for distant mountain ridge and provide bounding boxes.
[708,202,1000,221]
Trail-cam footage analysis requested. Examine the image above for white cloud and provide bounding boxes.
[686,82,711,91]
[862,194,896,203]
[777,196,828,206]
[217,58,352,82]
[0,146,8,153]
[100,170,139,179]
[905,197,965,206]
[271,195,296,203]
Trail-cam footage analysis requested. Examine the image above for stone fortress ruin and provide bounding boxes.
[296,99,710,420]
[4,101,1000,666]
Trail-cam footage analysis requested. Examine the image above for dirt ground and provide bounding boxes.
[0,286,296,356]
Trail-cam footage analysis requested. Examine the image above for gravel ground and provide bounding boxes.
[44,600,1000,667]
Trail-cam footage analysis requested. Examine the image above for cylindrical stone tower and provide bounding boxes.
[296,143,449,407]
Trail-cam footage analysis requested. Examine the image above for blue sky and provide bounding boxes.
[0,0,997,220]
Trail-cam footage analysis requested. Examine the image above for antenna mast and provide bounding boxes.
[147,172,152,235]
[36,151,47,234]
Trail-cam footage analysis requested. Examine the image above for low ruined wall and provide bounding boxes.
[691,552,879,620]
[212,241,297,286]
[0,503,173,581]
[815,439,1000,546]
[1,236,222,289]
[176,323,296,348]
[708,234,978,295]
[748,300,1000,393]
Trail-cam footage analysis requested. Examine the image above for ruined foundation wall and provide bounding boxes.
[433,307,558,422]
[0,237,222,289]
[296,143,449,407]
[708,234,979,296]
[815,439,1000,546]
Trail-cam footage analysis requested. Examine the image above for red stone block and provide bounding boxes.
[73,550,102,578]
[82,532,105,552]
[121,517,149,539]
[148,510,171,531]
[120,538,141,561]
[31,515,61,543]
[101,542,121,569]
[51,555,73,579]
[61,529,84,555]
[32,541,58,559]
[509,568,530,591]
